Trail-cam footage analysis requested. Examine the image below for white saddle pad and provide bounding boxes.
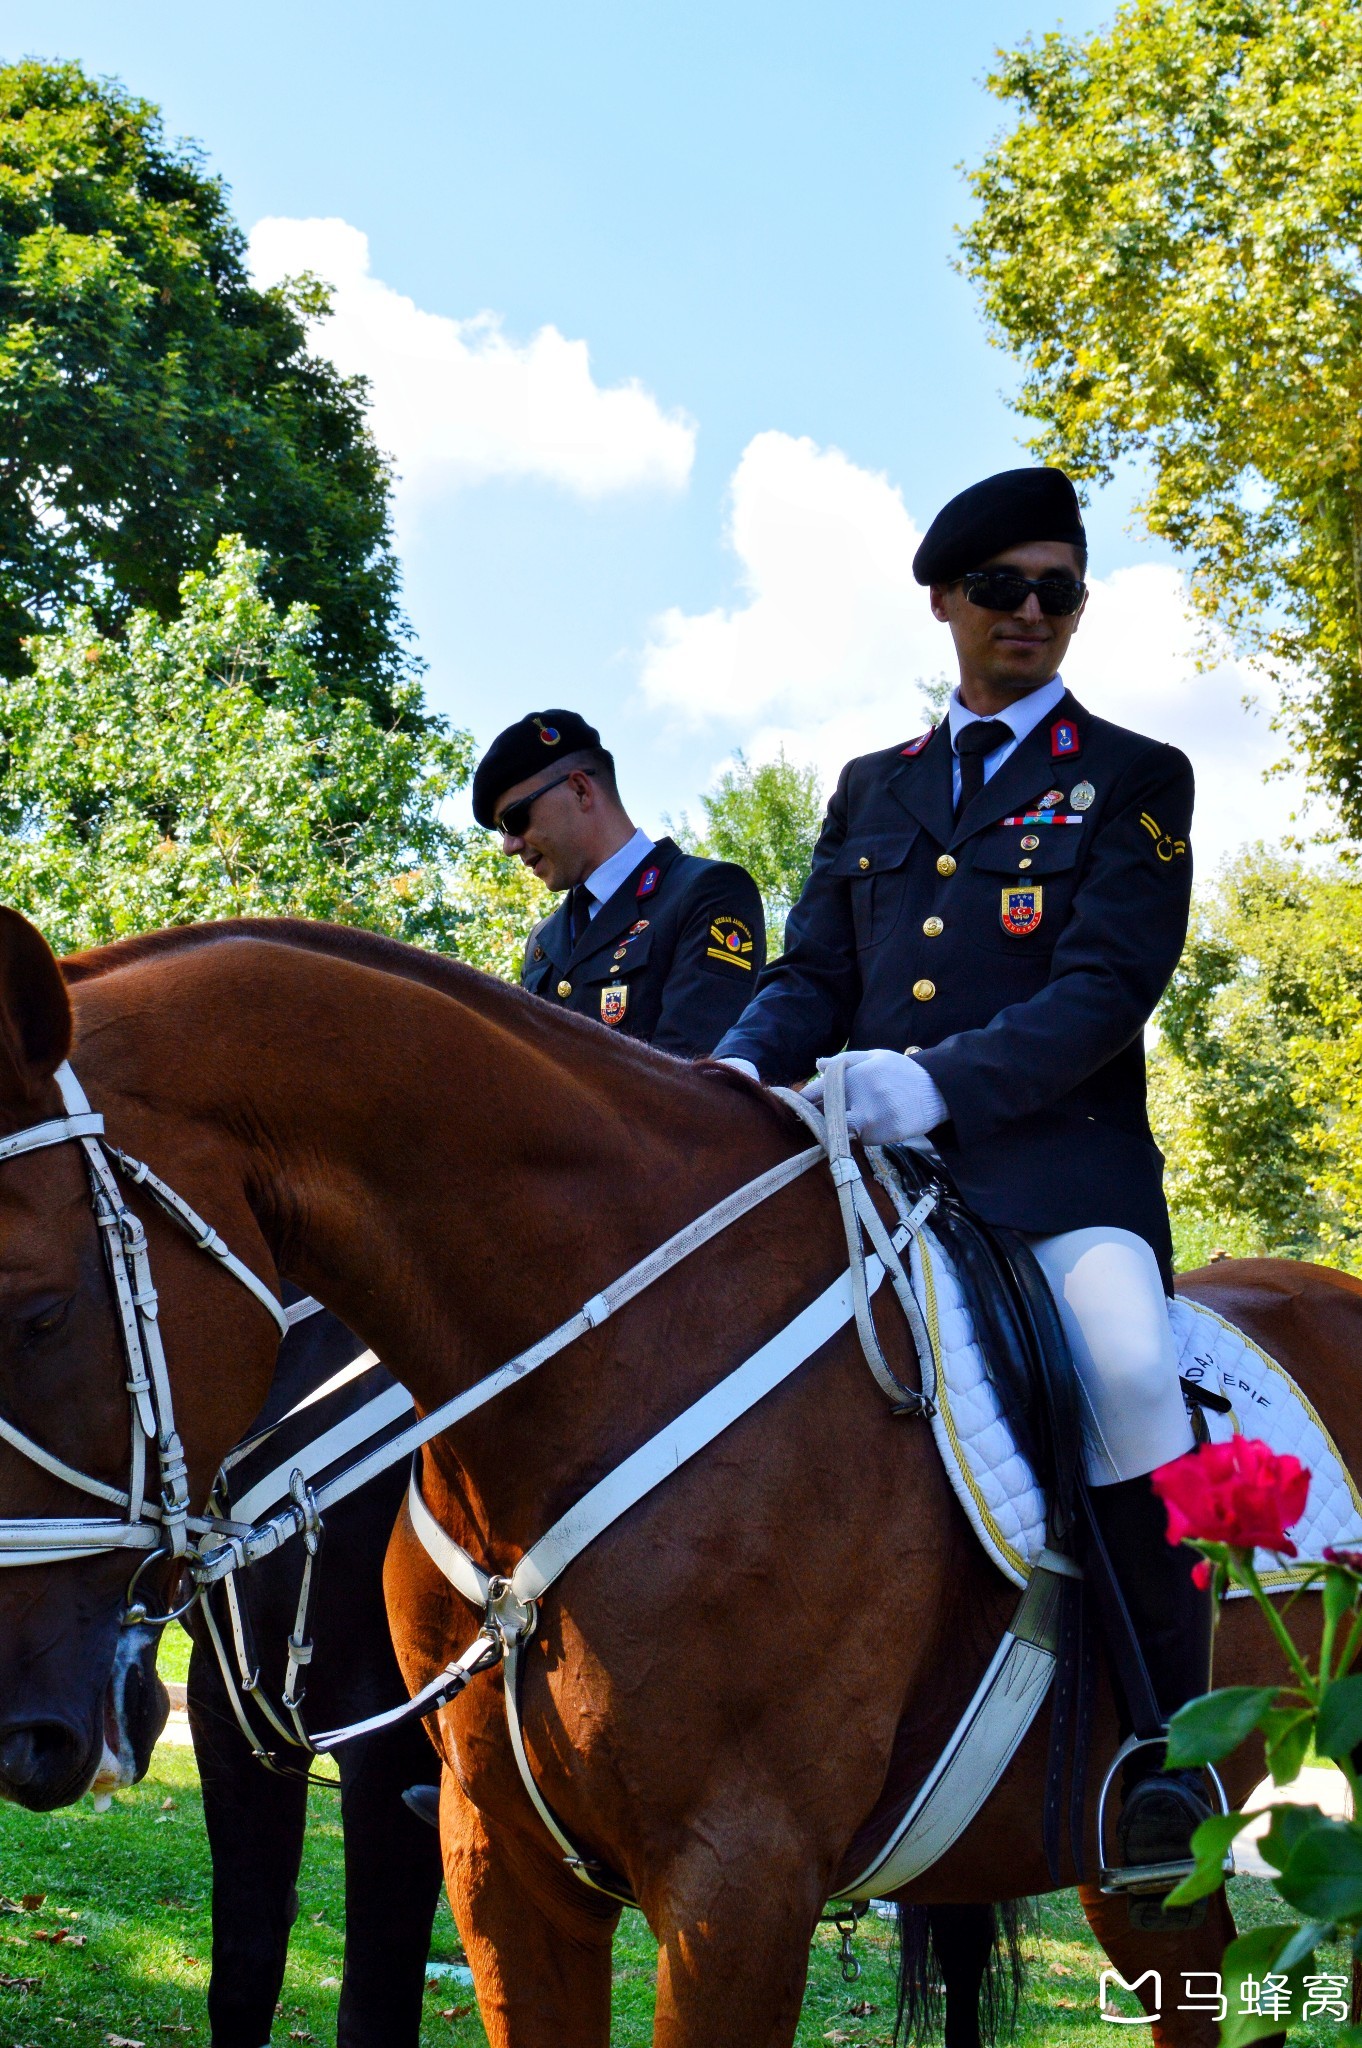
[911,1231,1362,1593]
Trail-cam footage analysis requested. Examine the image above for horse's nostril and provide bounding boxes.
[0,1728,38,1786]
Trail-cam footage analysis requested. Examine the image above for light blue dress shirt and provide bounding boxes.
[944,675,1067,809]
[583,826,655,918]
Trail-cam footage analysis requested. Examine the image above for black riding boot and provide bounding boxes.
[1089,1472,1214,1869]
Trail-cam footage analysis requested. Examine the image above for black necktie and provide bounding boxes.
[569,884,592,946]
[954,719,1014,819]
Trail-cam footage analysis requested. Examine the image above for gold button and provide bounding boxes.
[557,979,572,997]
[936,854,957,877]
[912,979,936,1002]
[1018,859,1032,871]
[922,916,943,937]
[858,855,870,870]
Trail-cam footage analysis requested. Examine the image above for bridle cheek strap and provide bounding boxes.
[0,1061,286,1594]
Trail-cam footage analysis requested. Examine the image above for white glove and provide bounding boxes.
[716,1056,761,1083]
[802,1049,948,1144]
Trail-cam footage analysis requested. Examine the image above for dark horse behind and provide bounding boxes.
[183,1298,443,2047]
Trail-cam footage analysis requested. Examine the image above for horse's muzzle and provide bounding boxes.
[0,1718,102,1811]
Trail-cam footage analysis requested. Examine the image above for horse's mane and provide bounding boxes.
[60,918,785,1118]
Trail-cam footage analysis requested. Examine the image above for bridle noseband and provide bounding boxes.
[0,1061,287,1616]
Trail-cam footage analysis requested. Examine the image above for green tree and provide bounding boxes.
[0,59,407,712]
[448,830,553,981]
[1149,850,1362,1269]
[961,1,1362,833]
[674,748,824,945]
[0,538,470,954]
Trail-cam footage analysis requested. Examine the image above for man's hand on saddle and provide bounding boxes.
[718,1049,948,1144]
[803,1049,948,1143]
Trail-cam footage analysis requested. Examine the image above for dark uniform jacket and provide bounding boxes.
[522,835,766,1058]
[714,691,1193,1282]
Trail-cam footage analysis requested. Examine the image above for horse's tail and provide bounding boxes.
[893,1900,1030,2045]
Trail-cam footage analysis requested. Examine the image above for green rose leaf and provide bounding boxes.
[1275,1919,1336,1971]
[1165,1809,1256,1905]
[1264,1707,1315,1786]
[1276,1818,1362,1922]
[1317,1674,1362,1761]
[1217,1924,1309,2048]
[1165,1687,1278,1766]
[1259,1802,1328,1874]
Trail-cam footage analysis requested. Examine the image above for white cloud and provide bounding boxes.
[248,217,696,502]
[640,432,1314,872]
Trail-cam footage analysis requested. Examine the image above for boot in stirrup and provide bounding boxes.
[1091,1473,1214,1877]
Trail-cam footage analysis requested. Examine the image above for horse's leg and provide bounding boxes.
[930,1904,1005,2048]
[1078,1882,1285,2048]
[334,1722,444,2047]
[645,1806,827,2048]
[187,1662,307,2048]
[440,1773,618,2048]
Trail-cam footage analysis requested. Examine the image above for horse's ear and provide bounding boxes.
[0,910,72,1104]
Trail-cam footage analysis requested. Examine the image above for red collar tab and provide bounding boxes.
[1050,718,1080,759]
[636,865,661,899]
[900,728,935,757]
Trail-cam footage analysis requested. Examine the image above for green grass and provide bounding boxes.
[0,1733,1351,2046]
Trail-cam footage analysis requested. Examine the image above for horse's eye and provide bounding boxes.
[22,1300,71,1343]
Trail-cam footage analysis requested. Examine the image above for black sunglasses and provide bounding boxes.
[495,767,595,839]
[961,570,1086,617]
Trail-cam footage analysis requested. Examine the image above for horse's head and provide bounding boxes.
[0,911,278,1807]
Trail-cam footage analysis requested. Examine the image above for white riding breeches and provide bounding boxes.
[1024,1226,1194,1488]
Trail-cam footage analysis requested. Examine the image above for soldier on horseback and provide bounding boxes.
[473,708,767,1056]
[715,465,1209,1879]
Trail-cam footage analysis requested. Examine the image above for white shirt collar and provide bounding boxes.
[583,826,655,915]
[946,674,1066,753]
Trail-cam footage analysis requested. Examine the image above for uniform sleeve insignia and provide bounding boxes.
[1000,886,1043,936]
[600,983,629,1026]
[636,866,660,898]
[900,728,935,757]
[1050,719,1080,759]
[707,915,754,968]
[534,718,561,746]
[1139,813,1188,862]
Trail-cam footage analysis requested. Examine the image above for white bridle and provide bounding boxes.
[0,1062,286,1597]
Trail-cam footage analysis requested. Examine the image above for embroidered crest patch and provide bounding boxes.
[1000,886,1043,936]
[707,915,754,968]
[1050,719,1079,759]
[600,983,629,1026]
[636,866,660,898]
[901,728,935,757]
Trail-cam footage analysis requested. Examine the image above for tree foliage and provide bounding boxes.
[0,538,470,955]
[962,1,1362,832]
[674,747,824,945]
[0,59,407,711]
[1150,851,1362,1268]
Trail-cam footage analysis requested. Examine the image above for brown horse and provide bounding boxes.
[0,908,1347,2048]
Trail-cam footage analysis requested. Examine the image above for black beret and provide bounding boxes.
[472,709,603,828]
[912,467,1086,585]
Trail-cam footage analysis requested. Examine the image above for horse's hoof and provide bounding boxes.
[402,1783,441,1830]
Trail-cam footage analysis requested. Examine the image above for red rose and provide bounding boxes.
[1152,1438,1311,1556]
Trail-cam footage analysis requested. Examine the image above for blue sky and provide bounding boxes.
[10,2,1310,865]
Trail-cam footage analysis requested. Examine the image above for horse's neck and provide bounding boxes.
[82,939,782,1427]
